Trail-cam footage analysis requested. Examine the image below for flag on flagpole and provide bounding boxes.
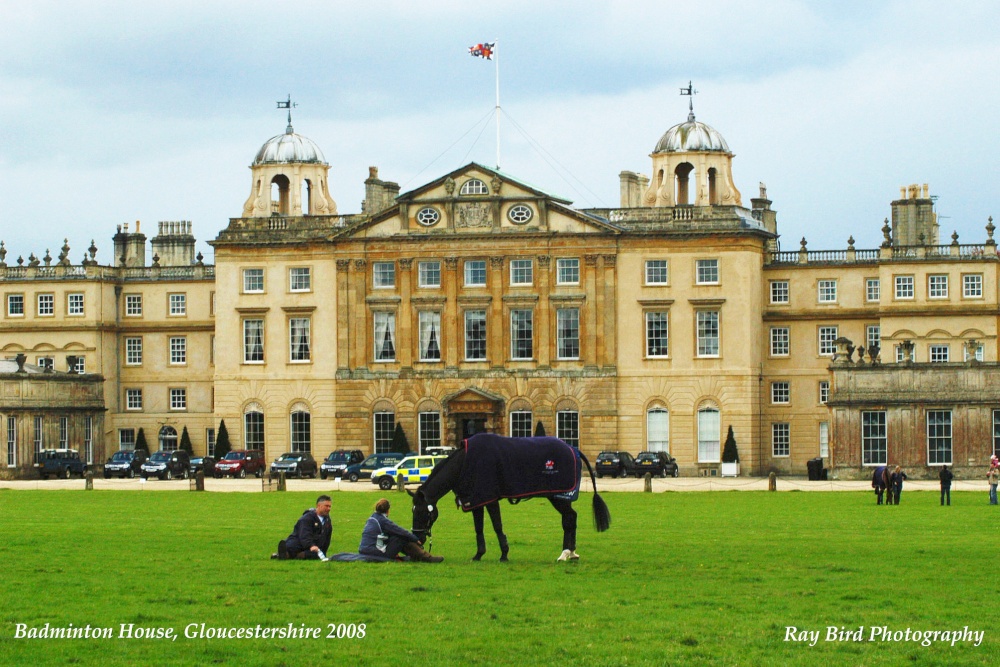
[468,42,496,60]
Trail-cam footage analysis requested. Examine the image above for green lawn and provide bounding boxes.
[0,488,993,666]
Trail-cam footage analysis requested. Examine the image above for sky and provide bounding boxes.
[1,0,999,263]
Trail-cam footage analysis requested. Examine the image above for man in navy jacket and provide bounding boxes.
[276,495,332,560]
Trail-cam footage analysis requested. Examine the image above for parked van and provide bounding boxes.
[343,452,406,483]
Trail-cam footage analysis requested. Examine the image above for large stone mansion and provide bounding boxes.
[2,106,998,478]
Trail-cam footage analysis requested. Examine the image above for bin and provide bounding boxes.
[807,457,824,481]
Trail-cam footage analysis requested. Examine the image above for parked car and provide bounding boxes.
[270,452,318,478]
[140,450,191,480]
[189,455,216,476]
[319,449,365,480]
[424,446,457,457]
[103,448,148,478]
[633,451,679,478]
[213,450,266,478]
[595,451,635,478]
[371,455,447,490]
[35,449,87,479]
[342,452,405,483]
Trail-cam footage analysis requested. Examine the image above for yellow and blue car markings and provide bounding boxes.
[371,456,446,484]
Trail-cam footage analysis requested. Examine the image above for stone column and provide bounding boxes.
[398,259,413,368]
[353,259,368,370]
[336,260,351,370]
[489,256,504,368]
[601,254,617,369]
[584,255,599,367]
[444,256,459,368]
[537,255,551,368]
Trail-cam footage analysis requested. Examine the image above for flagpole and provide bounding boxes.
[494,40,500,169]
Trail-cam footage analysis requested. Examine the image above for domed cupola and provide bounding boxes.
[643,84,742,208]
[242,98,337,218]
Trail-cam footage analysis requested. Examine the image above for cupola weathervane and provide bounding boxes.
[277,94,297,134]
[680,80,697,121]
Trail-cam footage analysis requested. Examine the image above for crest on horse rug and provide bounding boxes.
[455,434,581,511]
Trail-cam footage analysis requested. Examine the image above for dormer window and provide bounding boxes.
[460,179,489,196]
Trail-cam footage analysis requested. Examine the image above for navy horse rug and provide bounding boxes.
[456,434,581,511]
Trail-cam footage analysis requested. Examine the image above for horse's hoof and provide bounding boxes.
[472,553,484,561]
[556,549,572,562]
[499,555,508,562]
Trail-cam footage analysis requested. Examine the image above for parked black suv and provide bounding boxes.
[633,451,679,478]
[35,449,87,479]
[319,449,365,480]
[270,452,318,478]
[189,456,216,476]
[140,450,191,480]
[596,451,635,478]
[103,449,149,478]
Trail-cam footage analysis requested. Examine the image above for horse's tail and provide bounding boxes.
[579,451,611,532]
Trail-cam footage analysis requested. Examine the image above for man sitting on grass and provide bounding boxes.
[274,495,332,560]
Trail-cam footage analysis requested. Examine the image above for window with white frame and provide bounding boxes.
[928,274,948,299]
[36,357,53,370]
[465,310,487,361]
[818,280,837,303]
[125,337,142,365]
[59,417,68,447]
[169,336,187,365]
[243,268,264,293]
[696,311,720,357]
[37,293,54,316]
[963,274,983,298]
[772,423,790,457]
[696,259,719,284]
[7,416,17,467]
[419,311,442,361]
[206,428,216,457]
[819,381,829,404]
[557,308,580,359]
[418,261,441,288]
[647,408,669,452]
[927,410,952,465]
[511,309,533,359]
[419,412,441,452]
[645,260,668,285]
[818,326,838,356]
[159,426,178,451]
[290,411,311,452]
[510,259,533,285]
[7,294,24,316]
[862,411,887,465]
[84,416,93,464]
[168,293,186,316]
[170,388,187,410]
[770,327,789,356]
[464,260,487,287]
[894,276,914,299]
[510,411,533,438]
[771,382,790,404]
[289,317,311,362]
[557,258,580,285]
[866,278,880,302]
[866,324,880,350]
[243,319,264,363]
[460,179,488,195]
[126,388,143,411]
[819,422,829,458]
[70,356,85,374]
[646,312,669,357]
[556,411,579,448]
[119,428,135,451]
[929,345,949,363]
[373,412,395,453]
[245,410,264,450]
[67,293,84,315]
[34,416,42,454]
[125,294,142,316]
[289,267,311,292]
[374,312,396,361]
[964,343,985,362]
[770,281,789,304]
[373,262,395,288]
[895,344,915,363]
[697,406,721,462]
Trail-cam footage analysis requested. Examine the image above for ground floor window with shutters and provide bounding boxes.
[646,408,669,452]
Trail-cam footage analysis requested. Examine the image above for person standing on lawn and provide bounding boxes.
[987,459,999,505]
[890,466,908,505]
[939,465,953,506]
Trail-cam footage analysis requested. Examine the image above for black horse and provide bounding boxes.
[409,434,611,562]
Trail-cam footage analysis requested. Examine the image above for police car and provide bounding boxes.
[371,455,447,490]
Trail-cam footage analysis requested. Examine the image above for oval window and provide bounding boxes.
[508,204,533,224]
[416,207,440,226]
